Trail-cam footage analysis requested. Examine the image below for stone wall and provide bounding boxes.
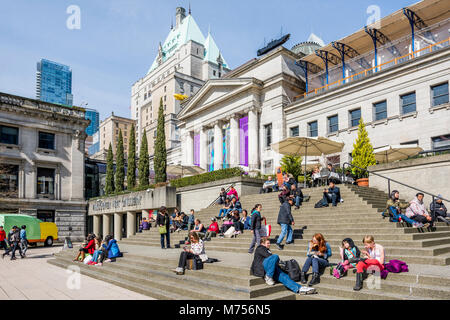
[176,176,265,212]
[368,154,450,205]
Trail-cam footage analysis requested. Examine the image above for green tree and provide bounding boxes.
[115,129,125,192]
[138,130,150,187]
[280,155,303,182]
[351,117,376,179]
[105,143,115,195]
[127,124,136,189]
[154,97,167,183]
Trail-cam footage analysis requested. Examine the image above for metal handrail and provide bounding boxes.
[342,162,449,206]
[207,186,232,208]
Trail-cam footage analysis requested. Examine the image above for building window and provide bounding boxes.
[308,121,318,137]
[164,86,166,93]
[190,85,194,93]
[401,92,416,114]
[290,126,299,137]
[164,95,166,102]
[38,132,55,150]
[0,164,19,198]
[37,210,55,222]
[264,124,272,148]
[0,125,19,145]
[116,123,119,128]
[218,72,221,78]
[431,83,449,107]
[213,70,217,76]
[144,93,147,100]
[37,168,55,196]
[373,101,387,121]
[328,115,339,133]
[264,160,273,175]
[432,134,450,151]
[349,109,361,127]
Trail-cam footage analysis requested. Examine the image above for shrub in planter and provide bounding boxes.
[351,118,376,186]
[170,167,244,188]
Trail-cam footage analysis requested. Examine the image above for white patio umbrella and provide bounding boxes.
[271,136,345,187]
[166,164,205,177]
[374,144,423,163]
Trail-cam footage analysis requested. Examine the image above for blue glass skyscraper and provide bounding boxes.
[36,59,73,106]
[85,108,99,136]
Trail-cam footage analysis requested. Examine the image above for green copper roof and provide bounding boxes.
[148,14,206,74]
[147,14,228,75]
[204,32,228,68]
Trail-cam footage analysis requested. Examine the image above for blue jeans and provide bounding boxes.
[277,224,293,244]
[92,249,102,263]
[301,256,329,274]
[218,209,227,218]
[294,196,303,207]
[160,231,170,248]
[263,254,301,293]
[323,192,337,206]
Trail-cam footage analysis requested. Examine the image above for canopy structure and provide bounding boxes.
[271,137,344,187]
[374,144,423,163]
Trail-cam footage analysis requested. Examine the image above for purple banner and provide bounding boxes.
[194,134,200,166]
[239,116,248,166]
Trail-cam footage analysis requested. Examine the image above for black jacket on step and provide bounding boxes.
[250,245,272,277]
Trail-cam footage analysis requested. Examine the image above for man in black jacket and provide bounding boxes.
[2,226,23,260]
[276,198,295,250]
[251,237,316,295]
[430,195,449,225]
[290,184,303,209]
[322,181,341,207]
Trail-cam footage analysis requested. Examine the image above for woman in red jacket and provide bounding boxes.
[0,226,7,251]
[204,218,219,241]
[73,234,96,262]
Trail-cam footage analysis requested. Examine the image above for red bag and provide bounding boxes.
[263,218,272,237]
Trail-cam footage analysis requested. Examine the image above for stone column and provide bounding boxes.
[229,115,240,167]
[248,108,259,171]
[114,213,122,240]
[93,215,101,237]
[127,211,136,238]
[213,121,223,171]
[184,130,194,166]
[103,214,111,237]
[199,127,208,170]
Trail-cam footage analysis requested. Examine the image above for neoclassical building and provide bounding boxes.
[0,92,89,241]
[178,46,306,174]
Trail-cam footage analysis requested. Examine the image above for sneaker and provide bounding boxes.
[276,243,283,250]
[95,263,103,266]
[413,222,423,228]
[264,275,275,286]
[298,286,316,295]
[10,257,16,260]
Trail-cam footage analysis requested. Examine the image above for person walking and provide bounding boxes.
[248,204,265,254]
[2,226,23,260]
[157,206,171,249]
[0,226,7,252]
[19,225,28,257]
[276,198,295,250]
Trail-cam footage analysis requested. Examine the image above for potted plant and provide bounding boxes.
[351,117,376,187]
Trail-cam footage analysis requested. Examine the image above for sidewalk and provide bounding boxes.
[0,245,152,300]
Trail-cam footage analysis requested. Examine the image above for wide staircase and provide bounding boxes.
[48,184,450,300]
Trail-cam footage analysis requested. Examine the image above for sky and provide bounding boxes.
[0,0,415,121]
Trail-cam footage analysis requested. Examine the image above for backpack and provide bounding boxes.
[385,260,408,273]
[285,259,301,282]
[314,199,328,208]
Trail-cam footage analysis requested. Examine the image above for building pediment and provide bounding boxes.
[178,78,262,120]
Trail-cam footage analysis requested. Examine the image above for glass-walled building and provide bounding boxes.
[36,59,73,106]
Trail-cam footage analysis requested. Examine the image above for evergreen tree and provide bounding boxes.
[351,117,376,179]
[127,124,136,189]
[154,98,167,183]
[115,129,125,192]
[105,143,115,195]
[138,130,150,187]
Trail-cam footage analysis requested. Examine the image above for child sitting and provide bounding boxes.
[333,238,360,279]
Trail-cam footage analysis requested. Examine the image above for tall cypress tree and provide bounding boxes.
[115,129,125,192]
[351,117,376,179]
[105,143,115,195]
[154,98,167,183]
[138,130,150,187]
[127,124,136,190]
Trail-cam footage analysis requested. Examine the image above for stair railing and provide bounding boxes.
[342,162,449,207]
[207,186,232,208]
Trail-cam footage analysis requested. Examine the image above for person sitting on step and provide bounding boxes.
[383,190,422,227]
[204,218,219,241]
[226,185,239,201]
[217,187,227,205]
[228,197,242,214]
[322,181,341,207]
[251,237,316,295]
[232,210,244,236]
[405,193,433,228]
[173,212,184,232]
[218,214,234,237]
[217,198,231,219]
[187,209,195,232]
[430,195,449,225]
[300,233,332,286]
[353,235,385,291]
[333,238,360,279]
[87,236,104,265]
[241,209,251,230]
[290,183,303,210]
[260,176,278,194]
[139,217,150,232]
[173,232,205,275]
[192,219,206,239]
[73,233,96,262]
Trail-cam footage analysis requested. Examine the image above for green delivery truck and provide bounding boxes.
[0,214,58,246]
